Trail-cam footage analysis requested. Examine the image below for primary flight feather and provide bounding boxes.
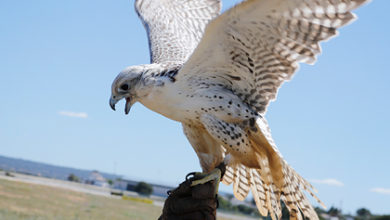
[109,0,369,219]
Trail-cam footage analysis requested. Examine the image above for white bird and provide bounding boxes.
[109,0,369,219]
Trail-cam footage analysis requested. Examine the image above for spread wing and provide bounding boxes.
[135,0,221,65]
[178,0,368,114]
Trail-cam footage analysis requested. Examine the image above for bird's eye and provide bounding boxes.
[120,84,129,91]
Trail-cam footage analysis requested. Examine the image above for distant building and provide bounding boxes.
[113,179,138,191]
[320,213,342,220]
[112,178,173,198]
[151,183,173,197]
[344,215,354,220]
[85,171,109,187]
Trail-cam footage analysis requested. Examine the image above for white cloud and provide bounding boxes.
[310,178,344,187]
[58,111,88,118]
[370,188,390,195]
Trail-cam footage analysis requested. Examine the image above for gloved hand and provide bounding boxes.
[158,172,219,220]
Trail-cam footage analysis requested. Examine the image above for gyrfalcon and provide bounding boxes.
[109,0,369,219]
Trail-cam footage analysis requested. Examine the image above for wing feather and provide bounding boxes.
[178,0,369,113]
[135,0,221,65]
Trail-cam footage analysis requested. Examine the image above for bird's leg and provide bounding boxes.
[190,163,226,195]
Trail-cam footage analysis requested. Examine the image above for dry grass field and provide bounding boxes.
[0,177,246,220]
[0,178,162,220]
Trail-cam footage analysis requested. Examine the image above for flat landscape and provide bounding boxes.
[0,173,251,220]
[0,178,162,220]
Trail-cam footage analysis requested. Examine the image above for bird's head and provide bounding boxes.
[109,65,144,114]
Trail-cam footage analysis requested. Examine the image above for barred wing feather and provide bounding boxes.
[178,0,369,113]
[135,0,221,65]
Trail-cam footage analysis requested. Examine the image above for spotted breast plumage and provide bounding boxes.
[109,0,369,219]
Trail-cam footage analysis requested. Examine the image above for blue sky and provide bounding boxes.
[0,0,389,215]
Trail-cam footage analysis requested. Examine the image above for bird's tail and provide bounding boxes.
[222,117,325,220]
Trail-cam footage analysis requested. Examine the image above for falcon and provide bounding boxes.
[109,0,368,219]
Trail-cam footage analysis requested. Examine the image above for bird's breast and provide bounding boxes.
[138,86,195,122]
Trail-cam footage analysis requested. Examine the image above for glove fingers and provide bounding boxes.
[192,181,216,200]
[159,173,219,220]
[170,197,216,213]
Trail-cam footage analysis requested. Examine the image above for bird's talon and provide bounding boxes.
[190,168,222,195]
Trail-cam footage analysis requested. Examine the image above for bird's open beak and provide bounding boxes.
[109,96,133,115]
[109,97,118,111]
[124,97,132,115]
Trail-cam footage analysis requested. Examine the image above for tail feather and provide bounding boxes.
[233,165,250,200]
[220,117,324,219]
[221,165,234,185]
[254,152,278,220]
[284,162,325,208]
[250,168,269,216]
[264,185,277,220]
[270,183,282,220]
